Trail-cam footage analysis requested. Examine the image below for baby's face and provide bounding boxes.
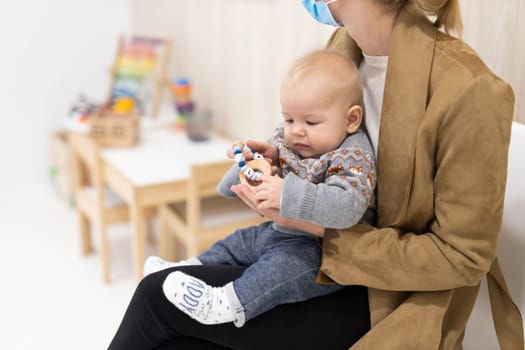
[280,75,351,158]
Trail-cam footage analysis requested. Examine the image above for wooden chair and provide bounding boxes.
[159,160,266,260]
[69,132,129,283]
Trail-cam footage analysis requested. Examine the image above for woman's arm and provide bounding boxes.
[319,75,514,291]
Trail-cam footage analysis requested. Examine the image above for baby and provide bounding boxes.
[146,49,376,328]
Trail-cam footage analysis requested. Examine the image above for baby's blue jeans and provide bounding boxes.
[197,221,343,322]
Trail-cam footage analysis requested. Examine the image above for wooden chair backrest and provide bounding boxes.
[160,159,264,258]
[186,160,235,231]
[190,160,234,197]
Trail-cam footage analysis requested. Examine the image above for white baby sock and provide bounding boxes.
[162,271,246,327]
[143,256,201,277]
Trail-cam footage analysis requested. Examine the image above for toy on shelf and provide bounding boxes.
[112,96,135,114]
[170,77,213,141]
[68,94,98,121]
[64,94,99,132]
[88,101,140,147]
[84,34,172,147]
[170,77,194,130]
[109,35,172,119]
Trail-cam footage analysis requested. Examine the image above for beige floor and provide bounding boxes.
[0,185,150,350]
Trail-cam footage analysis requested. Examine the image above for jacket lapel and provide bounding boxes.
[376,2,437,227]
[327,3,437,227]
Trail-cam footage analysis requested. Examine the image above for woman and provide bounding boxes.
[109,0,523,349]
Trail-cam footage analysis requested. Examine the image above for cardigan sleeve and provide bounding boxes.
[216,163,241,198]
[319,74,514,291]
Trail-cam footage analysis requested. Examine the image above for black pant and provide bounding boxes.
[108,265,370,350]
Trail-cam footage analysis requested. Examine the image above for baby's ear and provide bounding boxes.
[346,105,363,134]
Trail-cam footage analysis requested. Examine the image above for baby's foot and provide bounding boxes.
[163,271,244,326]
[143,256,187,277]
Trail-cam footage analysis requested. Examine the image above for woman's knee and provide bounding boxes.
[133,270,172,308]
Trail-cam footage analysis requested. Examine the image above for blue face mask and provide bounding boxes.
[301,0,341,27]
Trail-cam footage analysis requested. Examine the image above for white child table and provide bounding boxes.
[100,128,232,281]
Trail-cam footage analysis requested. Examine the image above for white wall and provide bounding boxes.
[131,0,334,141]
[0,0,131,190]
[1,1,523,190]
[131,0,525,143]
[460,0,525,122]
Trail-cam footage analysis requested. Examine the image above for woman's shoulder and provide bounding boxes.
[429,31,513,107]
[433,32,501,83]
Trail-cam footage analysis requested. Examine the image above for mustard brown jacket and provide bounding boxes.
[320,2,524,349]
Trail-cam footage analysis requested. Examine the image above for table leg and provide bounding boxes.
[130,202,146,282]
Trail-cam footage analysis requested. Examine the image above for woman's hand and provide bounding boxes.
[254,175,284,210]
[230,183,259,212]
[231,182,325,237]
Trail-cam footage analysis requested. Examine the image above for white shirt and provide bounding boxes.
[359,53,388,158]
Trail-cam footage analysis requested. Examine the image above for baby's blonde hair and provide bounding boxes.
[283,49,363,108]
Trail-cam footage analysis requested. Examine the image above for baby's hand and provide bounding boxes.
[254,175,284,210]
[226,141,253,160]
[227,140,276,162]
[227,140,280,177]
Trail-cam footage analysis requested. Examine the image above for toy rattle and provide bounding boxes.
[232,141,272,187]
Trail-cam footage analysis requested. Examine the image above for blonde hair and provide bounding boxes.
[283,50,363,107]
[378,0,463,37]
